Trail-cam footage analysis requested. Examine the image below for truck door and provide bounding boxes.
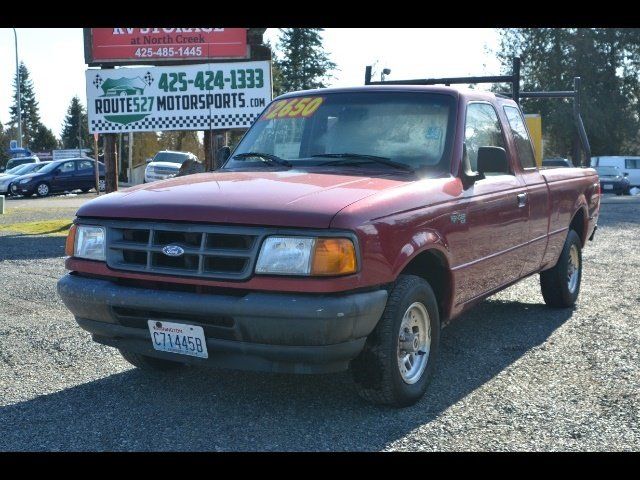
[503,106,549,276]
[452,102,529,305]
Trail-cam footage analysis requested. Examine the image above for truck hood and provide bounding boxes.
[147,161,181,170]
[76,169,409,228]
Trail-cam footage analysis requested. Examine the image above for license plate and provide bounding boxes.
[602,184,613,190]
[147,320,208,359]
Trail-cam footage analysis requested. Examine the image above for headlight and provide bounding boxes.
[70,225,106,261]
[255,236,357,276]
[19,178,32,184]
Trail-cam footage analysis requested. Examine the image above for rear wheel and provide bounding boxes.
[351,275,440,407]
[36,182,50,197]
[540,229,582,308]
[119,349,185,371]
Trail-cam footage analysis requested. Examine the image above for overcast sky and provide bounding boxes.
[0,28,500,137]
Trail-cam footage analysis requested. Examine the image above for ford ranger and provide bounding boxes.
[57,84,600,407]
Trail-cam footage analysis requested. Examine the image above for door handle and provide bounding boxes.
[517,192,528,207]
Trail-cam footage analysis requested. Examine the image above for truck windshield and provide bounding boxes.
[226,92,456,173]
[596,166,620,176]
[153,152,189,164]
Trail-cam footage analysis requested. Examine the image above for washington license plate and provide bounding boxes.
[147,320,208,359]
[603,184,613,190]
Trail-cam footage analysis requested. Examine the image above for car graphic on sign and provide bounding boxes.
[101,77,146,96]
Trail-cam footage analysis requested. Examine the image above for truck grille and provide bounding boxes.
[152,166,179,176]
[105,221,263,281]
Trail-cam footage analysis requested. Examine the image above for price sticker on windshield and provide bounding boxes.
[262,97,324,120]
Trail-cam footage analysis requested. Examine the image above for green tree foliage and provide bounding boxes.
[275,29,336,93]
[0,121,10,168]
[158,131,204,160]
[497,28,640,159]
[32,124,59,151]
[9,62,42,148]
[60,96,92,150]
[132,132,160,168]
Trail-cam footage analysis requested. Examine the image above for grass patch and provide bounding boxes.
[0,218,73,236]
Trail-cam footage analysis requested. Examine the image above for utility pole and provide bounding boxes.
[77,107,83,157]
[104,134,118,193]
[12,28,22,149]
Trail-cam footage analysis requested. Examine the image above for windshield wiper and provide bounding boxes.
[232,152,292,168]
[311,153,414,172]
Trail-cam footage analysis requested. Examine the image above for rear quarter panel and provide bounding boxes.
[540,166,600,270]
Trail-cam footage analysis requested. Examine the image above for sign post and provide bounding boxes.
[94,133,100,195]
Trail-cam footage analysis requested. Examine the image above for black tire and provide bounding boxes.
[81,188,90,193]
[118,349,185,371]
[351,274,440,407]
[540,229,582,308]
[35,182,50,197]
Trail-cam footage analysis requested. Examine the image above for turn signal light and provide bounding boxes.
[311,238,357,276]
[65,224,77,256]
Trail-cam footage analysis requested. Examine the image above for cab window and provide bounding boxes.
[464,103,507,172]
[504,106,536,169]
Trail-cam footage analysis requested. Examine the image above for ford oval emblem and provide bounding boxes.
[162,245,185,257]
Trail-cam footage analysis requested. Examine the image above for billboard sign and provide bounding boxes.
[86,61,271,133]
[86,28,248,65]
[53,149,92,161]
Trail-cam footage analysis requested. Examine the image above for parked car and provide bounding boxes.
[58,84,600,407]
[591,156,640,188]
[542,157,572,168]
[3,155,40,172]
[144,150,199,183]
[595,165,630,195]
[0,162,51,196]
[11,158,105,197]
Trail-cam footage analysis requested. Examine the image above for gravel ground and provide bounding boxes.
[0,194,638,451]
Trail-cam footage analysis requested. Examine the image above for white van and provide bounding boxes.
[591,156,640,187]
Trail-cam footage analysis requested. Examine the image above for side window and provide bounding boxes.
[59,161,76,173]
[504,106,536,169]
[625,158,640,169]
[77,160,94,171]
[464,103,506,172]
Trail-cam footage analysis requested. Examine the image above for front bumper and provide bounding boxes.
[57,274,388,374]
[11,183,35,196]
[600,180,629,192]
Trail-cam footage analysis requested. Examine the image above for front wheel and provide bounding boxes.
[540,229,582,308]
[351,274,440,407]
[36,182,50,197]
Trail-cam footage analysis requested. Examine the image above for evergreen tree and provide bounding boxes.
[276,29,336,93]
[60,96,92,150]
[32,124,59,152]
[9,62,41,148]
[497,28,640,159]
[0,121,10,169]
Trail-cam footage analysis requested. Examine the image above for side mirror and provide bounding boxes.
[0,167,4,173]
[145,158,153,164]
[477,146,510,176]
[217,146,231,164]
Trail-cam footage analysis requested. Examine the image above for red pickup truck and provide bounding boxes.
[58,85,600,407]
